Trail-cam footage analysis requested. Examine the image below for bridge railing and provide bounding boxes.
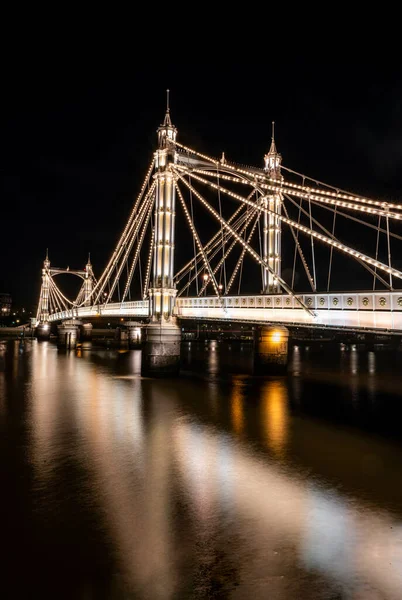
[175,292,402,332]
[48,300,150,323]
[45,293,402,332]
[176,292,402,312]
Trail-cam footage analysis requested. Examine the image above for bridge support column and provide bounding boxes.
[80,322,93,341]
[36,322,51,340]
[115,327,129,346]
[57,319,81,349]
[253,325,289,375]
[124,321,142,348]
[141,319,181,377]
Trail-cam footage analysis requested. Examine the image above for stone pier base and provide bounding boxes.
[115,327,128,345]
[36,322,51,340]
[141,320,181,377]
[57,319,81,349]
[117,321,142,348]
[253,325,290,375]
[125,321,142,348]
[80,322,93,341]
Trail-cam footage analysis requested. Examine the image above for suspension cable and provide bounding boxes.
[174,170,315,315]
[216,163,227,292]
[291,180,303,290]
[175,198,254,286]
[282,202,315,291]
[91,180,156,305]
[327,193,338,291]
[187,168,402,284]
[180,204,259,298]
[143,226,154,300]
[386,210,393,290]
[121,195,154,303]
[373,215,381,291]
[175,182,221,300]
[284,193,391,290]
[101,184,156,304]
[237,197,249,295]
[174,200,247,282]
[188,160,199,296]
[227,211,260,295]
[308,189,317,289]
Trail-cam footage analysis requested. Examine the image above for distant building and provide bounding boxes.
[0,293,12,316]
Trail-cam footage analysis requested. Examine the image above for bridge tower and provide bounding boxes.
[83,254,94,306]
[142,93,182,376]
[36,251,51,339]
[263,122,283,293]
[149,95,178,319]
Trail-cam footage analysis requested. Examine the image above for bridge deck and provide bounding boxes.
[46,292,402,333]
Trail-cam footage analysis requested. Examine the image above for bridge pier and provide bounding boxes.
[80,322,93,341]
[57,319,81,349]
[115,322,141,348]
[141,319,181,377]
[36,322,51,341]
[253,325,289,375]
[115,327,129,345]
[124,321,142,348]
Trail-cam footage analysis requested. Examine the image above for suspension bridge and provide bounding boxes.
[35,96,402,374]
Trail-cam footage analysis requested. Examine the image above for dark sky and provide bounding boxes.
[2,37,402,309]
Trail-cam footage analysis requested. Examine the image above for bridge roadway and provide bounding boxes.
[47,291,402,334]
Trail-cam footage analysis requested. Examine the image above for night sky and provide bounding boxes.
[2,39,402,310]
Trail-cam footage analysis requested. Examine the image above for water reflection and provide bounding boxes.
[3,340,402,598]
[173,416,402,598]
[261,380,288,458]
[301,487,355,582]
[367,351,377,405]
[368,350,376,375]
[291,344,301,376]
[230,376,245,436]
[207,340,219,376]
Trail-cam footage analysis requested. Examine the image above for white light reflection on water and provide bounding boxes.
[17,341,402,598]
[207,340,219,376]
[172,419,402,598]
[368,351,376,375]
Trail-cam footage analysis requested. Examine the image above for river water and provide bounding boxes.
[2,337,402,599]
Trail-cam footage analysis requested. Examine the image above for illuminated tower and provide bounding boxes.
[39,250,51,321]
[263,122,283,293]
[35,250,52,340]
[149,91,178,320]
[142,92,182,376]
[83,254,94,306]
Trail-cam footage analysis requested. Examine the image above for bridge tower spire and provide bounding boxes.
[83,253,94,306]
[35,250,52,339]
[150,90,178,319]
[39,250,51,321]
[142,92,181,376]
[263,121,283,293]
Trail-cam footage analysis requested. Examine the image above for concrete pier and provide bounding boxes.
[141,319,181,377]
[79,323,93,342]
[253,325,289,375]
[80,322,93,341]
[57,319,81,349]
[124,321,142,348]
[36,322,51,341]
[115,327,129,345]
